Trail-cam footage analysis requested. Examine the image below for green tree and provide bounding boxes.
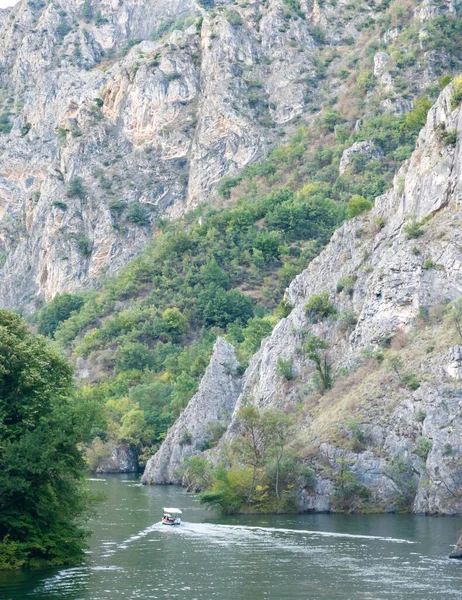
[200,406,295,513]
[127,202,149,226]
[115,342,154,373]
[199,465,256,514]
[402,96,431,135]
[162,308,190,341]
[238,316,275,357]
[304,334,333,392]
[320,110,342,132]
[181,456,213,491]
[451,77,462,109]
[305,292,336,322]
[118,405,153,449]
[0,310,97,569]
[171,372,197,415]
[332,459,371,512]
[82,0,93,22]
[66,177,85,198]
[346,195,373,219]
[0,111,12,134]
[38,293,84,337]
[261,409,294,500]
[199,258,230,289]
[235,405,267,494]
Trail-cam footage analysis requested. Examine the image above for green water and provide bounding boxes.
[1,474,461,599]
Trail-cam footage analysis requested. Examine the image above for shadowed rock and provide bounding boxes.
[449,532,462,559]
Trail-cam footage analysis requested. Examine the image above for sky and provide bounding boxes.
[0,0,19,8]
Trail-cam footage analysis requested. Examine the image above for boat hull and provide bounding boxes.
[162,519,181,526]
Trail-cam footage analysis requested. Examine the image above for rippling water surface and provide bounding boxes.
[1,474,461,599]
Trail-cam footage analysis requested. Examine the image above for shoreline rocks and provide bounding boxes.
[449,532,462,559]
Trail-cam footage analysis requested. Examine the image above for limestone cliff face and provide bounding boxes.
[225,82,462,514]
[142,337,241,484]
[0,0,320,310]
[1,0,457,311]
[146,83,462,514]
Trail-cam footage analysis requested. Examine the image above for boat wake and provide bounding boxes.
[111,520,414,557]
[117,522,163,549]
[203,523,416,544]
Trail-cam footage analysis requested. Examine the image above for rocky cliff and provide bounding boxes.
[1,0,459,311]
[0,0,314,309]
[142,337,242,484]
[144,81,462,514]
[233,81,462,514]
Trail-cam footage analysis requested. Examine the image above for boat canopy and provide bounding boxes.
[163,507,182,515]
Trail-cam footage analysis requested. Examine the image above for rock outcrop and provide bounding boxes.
[449,532,462,559]
[339,141,383,176]
[142,337,242,484]
[444,346,462,380]
[95,443,138,473]
[226,81,462,514]
[0,0,321,310]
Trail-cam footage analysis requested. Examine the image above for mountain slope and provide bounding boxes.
[144,80,462,514]
[1,0,461,310]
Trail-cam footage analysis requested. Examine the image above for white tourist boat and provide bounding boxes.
[162,507,182,526]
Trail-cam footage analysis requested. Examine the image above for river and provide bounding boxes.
[0,474,461,599]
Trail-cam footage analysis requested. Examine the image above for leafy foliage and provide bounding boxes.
[413,436,432,460]
[0,111,12,134]
[451,77,462,109]
[126,202,150,226]
[346,195,373,219]
[332,460,371,512]
[199,406,297,514]
[66,177,85,199]
[404,215,431,239]
[303,334,333,392]
[305,292,336,322]
[37,183,344,465]
[38,293,84,337]
[336,274,356,295]
[225,10,243,27]
[34,78,432,463]
[0,311,99,569]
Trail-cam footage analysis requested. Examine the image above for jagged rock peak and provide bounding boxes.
[142,337,242,484]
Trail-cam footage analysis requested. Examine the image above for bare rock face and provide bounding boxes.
[339,141,383,176]
[444,346,462,380]
[0,0,329,311]
[95,443,138,473]
[0,0,453,312]
[373,51,391,77]
[381,97,413,115]
[142,337,242,484]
